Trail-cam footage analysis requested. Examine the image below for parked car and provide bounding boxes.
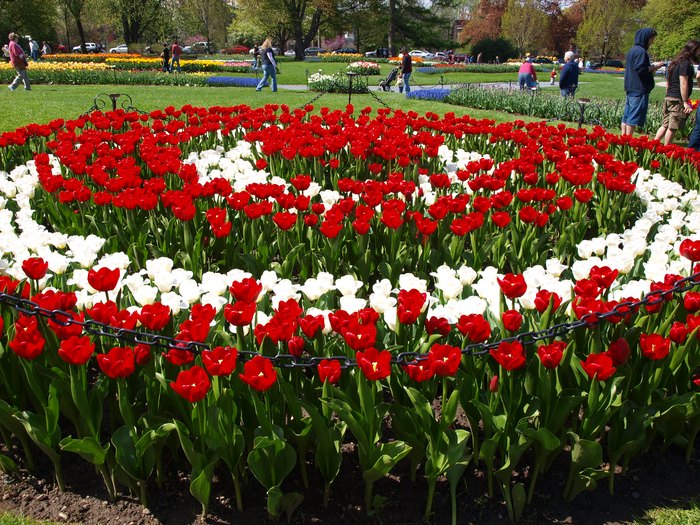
[304,47,326,56]
[365,47,390,58]
[72,42,102,53]
[283,49,296,57]
[434,51,447,61]
[249,47,281,55]
[109,44,128,54]
[224,44,249,55]
[408,50,434,60]
[191,41,212,54]
[332,47,358,54]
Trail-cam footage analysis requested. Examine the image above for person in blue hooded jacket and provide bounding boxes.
[622,27,666,136]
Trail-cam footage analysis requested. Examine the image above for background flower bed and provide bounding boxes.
[445,85,697,138]
[0,67,209,86]
[0,105,699,523]
[307,72,369,93]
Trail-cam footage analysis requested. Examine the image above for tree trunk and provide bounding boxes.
[75,17,87,52]
[388,0,396,56]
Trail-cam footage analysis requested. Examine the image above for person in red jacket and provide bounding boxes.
[7,32,30,91]
[171,39,183,73]
[518,54,537,91]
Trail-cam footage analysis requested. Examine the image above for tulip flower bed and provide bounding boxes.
[445,86,698,138]
[0,105,700,524]
[0,65,209,87]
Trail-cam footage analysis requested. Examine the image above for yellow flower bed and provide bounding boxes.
[0,61,112,71]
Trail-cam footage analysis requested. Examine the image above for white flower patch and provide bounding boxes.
[1,142,699,341]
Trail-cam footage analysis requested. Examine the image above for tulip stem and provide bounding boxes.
[424,477,436,522]
[232,470,243,512]
[323,482,331,508]
[364,479,374,513]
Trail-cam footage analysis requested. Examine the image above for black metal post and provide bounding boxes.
[346,72,358,105]
[577,98,590,129]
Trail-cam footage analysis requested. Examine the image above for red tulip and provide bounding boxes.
[229,277,262,303]
[404,360,435,382]
[537,341,566,369]
[356,347,392,381]
[397,288,427,325]
[639,333,671,360]
[589,266,619,289]
[97,347,135,379]
[8,316,45,360]
[534,289,562,313]
[580,354,616,381]
[87,267,120,292]
[457,313,491,343]
[223,301,257,326]
[171,366,211,403]
[679,239,700,262]
[425,316,451,336]
[669,322,689,344]
[58,335,95,366]
[138,302,171,331]
[202,346,238,376]
[501,309,523,332]
[497,273,527,299]
[605,338,630,366]
[427,344,462,377]
[490,341,526,370]
[317,359,342,384]
[21,257,49,280]
[239,355,277,391]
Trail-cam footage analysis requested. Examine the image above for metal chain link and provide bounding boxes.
[1,270,699,369]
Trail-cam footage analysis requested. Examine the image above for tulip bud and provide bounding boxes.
[489,375,499,392]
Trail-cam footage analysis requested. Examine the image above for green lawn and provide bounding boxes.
[1,57,672,132]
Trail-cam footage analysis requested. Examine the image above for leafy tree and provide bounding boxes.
[61,0,90,52]
[0,0,57,45]
[231,0,294,51]
[108,0,165,44]
[385,0,457,55]
[575,0,633,62]
[470,36,517,62]
[179,0,233,48]
[501,0,549,57]
[642,0,700,59]
[459,0,507,46]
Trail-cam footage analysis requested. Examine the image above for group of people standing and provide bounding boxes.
[621,28,699,151]
[160,40,182,73]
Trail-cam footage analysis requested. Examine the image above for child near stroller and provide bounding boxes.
[379,67,400,91]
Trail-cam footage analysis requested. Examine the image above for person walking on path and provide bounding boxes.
[518,54,537,90]
[400,48,412,97]
[255,39,278,92]
[7,33,30,91]
[160,44,170,72]
[170,39,183,73]
[28,38,39,61]
[653,40,699,145]
[687,69,700,151]
[41,41,51,57]
[621,27,665,136]
[559,51,579,97]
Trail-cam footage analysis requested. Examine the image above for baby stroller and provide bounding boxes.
[379,67,400,91]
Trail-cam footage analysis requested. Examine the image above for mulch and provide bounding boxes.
[0,439,698,525]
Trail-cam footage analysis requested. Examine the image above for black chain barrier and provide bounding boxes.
[82,93,146,117]
[1,270,699,369]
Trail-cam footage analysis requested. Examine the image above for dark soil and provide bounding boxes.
[0,440,698,525]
